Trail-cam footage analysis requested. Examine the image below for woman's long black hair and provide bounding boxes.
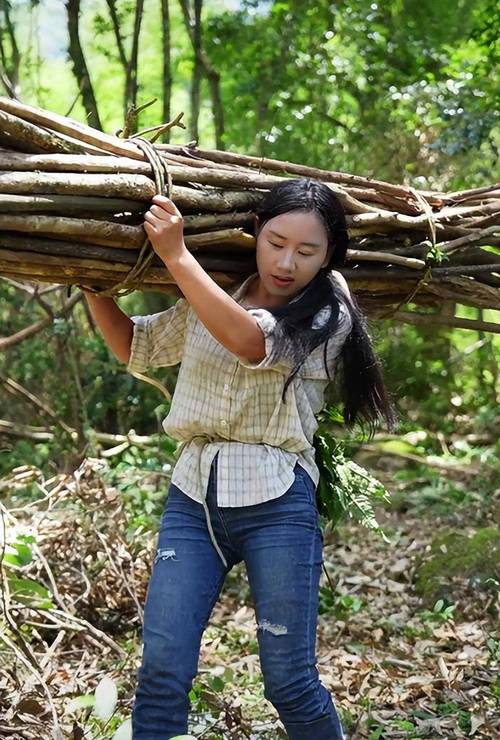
[249,177,396,438]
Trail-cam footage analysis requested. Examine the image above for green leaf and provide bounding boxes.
[8,576,53,608]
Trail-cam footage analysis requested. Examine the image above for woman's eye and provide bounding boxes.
[270,242,312,257]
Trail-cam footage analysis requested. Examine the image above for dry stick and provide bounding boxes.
[394,230,500,257]
[129,110,186,142]
[3,232,495,282]
[45,609,127,658]
[0,94,144,160]
[0,420,169,450]
[0,234,257,270]
[0,149,416,214]
[437,201,500,220]
[445,183,500,201]
[448,246,500,267]
[0,148,283,189]
[459,213,500,230]
[0,204,250,230]
[0,214,145,249]
[3,97,499,220]
[0,628,63,738]
[0,232,438,273]
[157,143,419,200]
[439,225,500,254]
[0,109,87,154]
[0,419,54,440]
[0,171,266,211]
[0,192,145,215]
[183,211,253,230]
[6,259,496,312]
[0,215,255,250]
[339,272,500,310]
[0,272,228,296]
[422,276,500,310]
[346,210,435,230]
[0,166,406,220]
[0,148,157,173]
[343,186,421,215]
[160,149,244,172]
[0,170,156,199]
[0,373,76,436]
[95,531,144,625]
[0,257,238,286]
[426,263,500,276]
[0,290,82,350]
[347,249,426,269]
[391,310,500,334]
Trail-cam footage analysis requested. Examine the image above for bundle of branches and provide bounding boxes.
[0,96,499,332]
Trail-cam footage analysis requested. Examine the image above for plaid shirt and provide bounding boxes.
[127,271,352,566]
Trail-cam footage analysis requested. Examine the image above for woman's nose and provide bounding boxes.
[277,249,295,271]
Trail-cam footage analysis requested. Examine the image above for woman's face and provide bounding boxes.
[253,210,331,304]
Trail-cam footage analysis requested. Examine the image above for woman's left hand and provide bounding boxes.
[143,194,188,264]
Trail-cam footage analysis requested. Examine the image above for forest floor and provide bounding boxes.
[0,454,498,739]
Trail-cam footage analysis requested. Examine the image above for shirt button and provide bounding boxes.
[221,420,227,426]
[223,383,229,392]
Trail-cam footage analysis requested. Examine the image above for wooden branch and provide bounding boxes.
[0,290,83,350]
[0,193,144,215]
[156,143,419,201]
[0,214,144,248]
[0,96,497,317]
[390,310,500,334]
[0,373,76,435]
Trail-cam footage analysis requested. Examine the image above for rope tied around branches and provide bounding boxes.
[378,187,437,318]
[70,137,173,299]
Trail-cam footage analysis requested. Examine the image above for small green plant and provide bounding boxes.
[1,534,54,610]
[314,413,392,540]
[486,636,500,662]
[418,598,457,624]
[319,585,363,618]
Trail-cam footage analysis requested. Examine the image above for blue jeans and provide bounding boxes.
[132,453,346,739]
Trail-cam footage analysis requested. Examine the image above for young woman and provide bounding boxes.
[83,177,395,739]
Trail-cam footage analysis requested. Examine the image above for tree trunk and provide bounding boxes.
[124,0,145,129]
[0,0,21,97]
[189,0,202,144]
[65,0,102,130]
[178,0,225,149]
[161,0,172,144]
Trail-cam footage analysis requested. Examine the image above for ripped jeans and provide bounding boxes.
[132,453,346,739]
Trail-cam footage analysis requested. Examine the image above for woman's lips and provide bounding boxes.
[271,275,294,287]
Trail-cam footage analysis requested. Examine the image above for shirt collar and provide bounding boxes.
[230,272,259,303]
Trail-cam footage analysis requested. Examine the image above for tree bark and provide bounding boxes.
[178,0,225,149]
[161,0,172,143]
[0,0,20,96]
[124,0,144,128]
[105,0,145,132]
[66,0,102,130]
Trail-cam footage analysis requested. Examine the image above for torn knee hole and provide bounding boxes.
[154,548,179,563]
[257,618,288,635]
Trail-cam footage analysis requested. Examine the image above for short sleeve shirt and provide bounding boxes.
[127,271,353,507]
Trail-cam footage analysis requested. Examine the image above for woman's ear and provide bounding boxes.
[321,244,333,269]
